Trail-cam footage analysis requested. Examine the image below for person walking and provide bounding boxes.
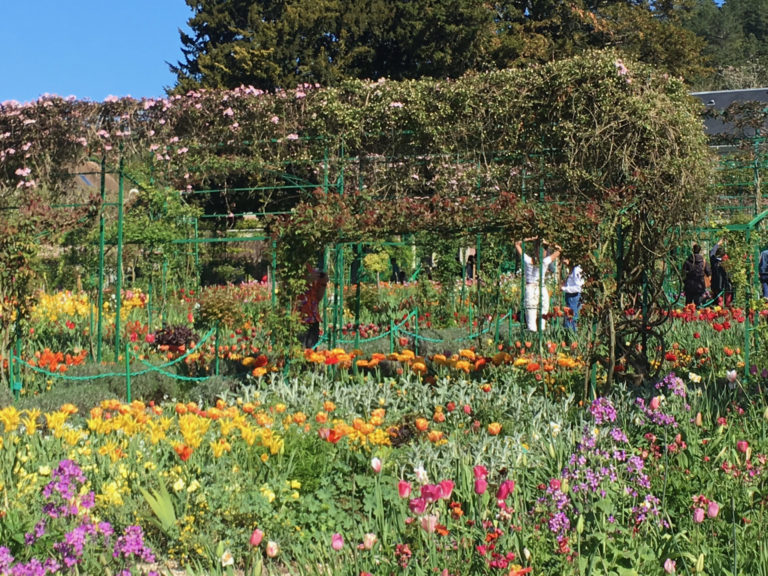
[710,239,733,306]
[516,237,560,332]
[561,261,584,331]
[297,268,328,349]
[759,247,768,299]
[682,244,710,306]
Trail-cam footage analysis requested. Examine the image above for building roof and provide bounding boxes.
[691,88,768,139]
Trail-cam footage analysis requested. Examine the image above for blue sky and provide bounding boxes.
[0,1,193,103]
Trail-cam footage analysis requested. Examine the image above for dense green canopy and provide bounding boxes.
[171,0,709,91]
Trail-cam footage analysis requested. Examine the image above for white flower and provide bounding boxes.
[220,549,234,567]
[549,421,561,438]
[688,372,701,384]
[414,463,428,484]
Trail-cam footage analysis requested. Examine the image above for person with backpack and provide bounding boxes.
[683,244,710,306]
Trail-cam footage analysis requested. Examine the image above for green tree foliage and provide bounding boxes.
[682,0,768,88]
[172,0,708,91]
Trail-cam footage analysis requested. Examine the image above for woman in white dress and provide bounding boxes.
[515,237,561,332]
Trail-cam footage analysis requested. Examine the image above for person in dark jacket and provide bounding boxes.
[709,239,733,306]
[682,244,710,306]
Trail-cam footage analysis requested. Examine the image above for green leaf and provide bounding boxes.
[139,481,178,537]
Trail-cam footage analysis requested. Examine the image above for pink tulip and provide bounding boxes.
[409,497,427,515]
[707,500,720,518]
[420,514,439,533]
[474,478,488,495]
[398,480,412,498]
[362,533,377,550]
[737,440,749,454]
[463,404,472,414]
[473,465,488,480]
[249,528,264,547]
[693,507,705,523]
[650,396,661,411]
[496,479,515,501]
[331,533,344,551]
[266,541,279,557]
[371,457,382,473]
[439,479,455,500]
[421,483,443,502]
[664,558,676,574]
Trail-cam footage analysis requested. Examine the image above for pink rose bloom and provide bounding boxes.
[707,500,720,518]
[693,507,705,523]
[398,480,412,498]
[331,533,344,551]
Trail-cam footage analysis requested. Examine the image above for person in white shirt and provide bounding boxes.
[515,237,561,332]
[561,261,584,331]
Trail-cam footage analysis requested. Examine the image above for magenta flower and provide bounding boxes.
[409,497,427,515]
[693,507,705,523]
[331,533,344,551]
[421,484,443,502]
[474,478,488,495]
[398,480,412,498]
[496,479,515,501]
[707,500,720,519]
[473,465,488,480]
[737,440,749,454]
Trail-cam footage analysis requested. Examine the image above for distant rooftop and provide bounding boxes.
[690,88,768,139]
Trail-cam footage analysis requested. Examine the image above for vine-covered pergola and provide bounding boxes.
[0,49,713,387]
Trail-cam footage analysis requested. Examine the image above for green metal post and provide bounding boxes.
[162,256,168,326]
[215,322,220,376]
[354,244,362,350]
[125,343,132,403]
[271,240,277,307]
[389,319,395,354]
[114,153,125,363]
[147,278,153,331]
[13,335,22,400]
[96,155,107,363]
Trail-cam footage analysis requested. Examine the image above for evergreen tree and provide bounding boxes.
[172,0,709,90]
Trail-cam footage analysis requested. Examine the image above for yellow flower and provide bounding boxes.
[0,406,21,433]
[21,409,41,435]
[210,438,232,458]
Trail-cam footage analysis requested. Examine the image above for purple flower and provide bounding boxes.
[0,547,14,572]
[589,398,617,425]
